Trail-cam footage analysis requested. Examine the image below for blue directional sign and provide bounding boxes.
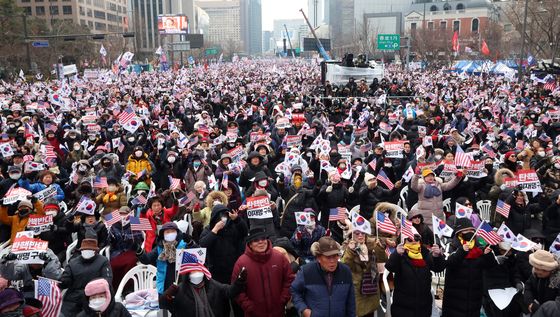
[31,41,49,48]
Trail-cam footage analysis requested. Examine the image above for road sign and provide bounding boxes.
[377,34,400,50]
[31,41,49,48]
[167,42,190,51]
[205,48,218,56]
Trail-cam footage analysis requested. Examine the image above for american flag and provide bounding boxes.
[376,212,397,235]
[385,245,395,258]
[221,173,229,189]
[118,106,136,125]
[400,215,418,240]
[482,143,496,158]
[93,176,108,188]
[136,169,147,179]
[129,216,152,231]
[36,277,62,317]
[368,158,377,171]
[329,207,346,222]
[377,170,394,190]
[43,145,57,161]
[131,195,147,206]
[544,77,557,91]
[476,221,502,245]
[454,145,471,168]
[104,210,122,227]
[496,199,511,218]
[44,122,57,133]
[168,176,181,190]
[178,251,212,279]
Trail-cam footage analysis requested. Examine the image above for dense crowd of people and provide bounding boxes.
[0,58,559,317]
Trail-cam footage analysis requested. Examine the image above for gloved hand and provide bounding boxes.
[515,282,524,293]
[2,253,17,262]
[326,186,332,193]
[348,186,354,194]
[135,243,144,255]
[164,284,179,301]
[50,224,58,232]
[38,253,51,263]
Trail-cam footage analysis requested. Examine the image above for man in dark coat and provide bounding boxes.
[59,238,113,317]
[442,218,497,317]
[199,204,248,284]
[239,152,272,189]
[543,194,560,249]
[358,172,401,219]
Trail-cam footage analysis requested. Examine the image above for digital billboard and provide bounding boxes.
[158,15,188,35]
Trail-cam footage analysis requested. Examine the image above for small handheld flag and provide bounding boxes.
[475,221,502,245]
[129,217,152,231]
[377,169,394,190]
[376,212,397,235]
[495,200,511,219]
[329,207,346,222]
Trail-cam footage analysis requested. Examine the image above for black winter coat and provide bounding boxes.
[199,207,248,283]
[60,254,113,317]
[162,278,243,317]
[279,186,319,238]
[76,299,131,317]
[505,196,536,235]
[442,241,497,317]
[533,297,560,317]
[543,202,560,245]
[358,185,397,219]
[524,273,560,309]
[67,221,109,252]
[38,211,71,259]
[318,183,348,227]
[385,247,445,317]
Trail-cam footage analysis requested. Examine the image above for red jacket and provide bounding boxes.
[231,241,294,317]
[141,204,178,252]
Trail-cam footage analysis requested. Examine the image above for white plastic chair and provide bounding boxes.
[0,239,10,254]
[65,240,78,266]
[442,198,452,215]
[382,269,393,317]
[399,186,409,212]
[0,245,11,258]
[115,264,157,303]
[100,245,110,260]
[476,200,492,221]
[59,201,68,215]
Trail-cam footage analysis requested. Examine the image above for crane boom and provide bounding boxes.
[299,8,331,61]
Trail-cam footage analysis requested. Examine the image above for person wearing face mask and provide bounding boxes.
[239,152,272,189]
[153,151,185,190]
[0,166,23,197]
[95,178,127,215]
[215,153,241,184]
[97,155,125,182]
[193,189,225,232]
[244,171,280,202]
[0,198,44,244]
[66,208,109,255]
[162,264,248,317]
[385,233,445,317]
[65,141,90,170]
[125,146,154,184]
[77,278,131,317]
[291,209,326,263]
[200,204,248,284]
[442,218,496,317]
[60,234,113,317]
[137,222,195,309]
[37,199,71,262]
[530,147,548,170]
[184,154,213,191]
[318,171,350,243]
[108,207,144,291]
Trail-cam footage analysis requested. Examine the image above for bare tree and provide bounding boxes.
[505,0,560,59]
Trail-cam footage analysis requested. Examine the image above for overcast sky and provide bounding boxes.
[262,0,308,31]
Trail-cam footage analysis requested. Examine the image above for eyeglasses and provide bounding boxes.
[354,231,365,236]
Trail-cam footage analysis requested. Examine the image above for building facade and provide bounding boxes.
[196,0,242,51]
[240,0,262,55]
[16,0,127,33]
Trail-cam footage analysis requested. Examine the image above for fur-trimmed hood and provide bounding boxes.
[205,190,228,208]
[371,202,403,225]
[494,168,515,186]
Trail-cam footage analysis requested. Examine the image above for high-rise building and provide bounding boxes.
[272,19,305,51]
[307,0,327,27]
[131,0,207,56]
[197,0,242,51]
[240,0,262,55]
[262,30,273,52]
[16,0,128,33]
